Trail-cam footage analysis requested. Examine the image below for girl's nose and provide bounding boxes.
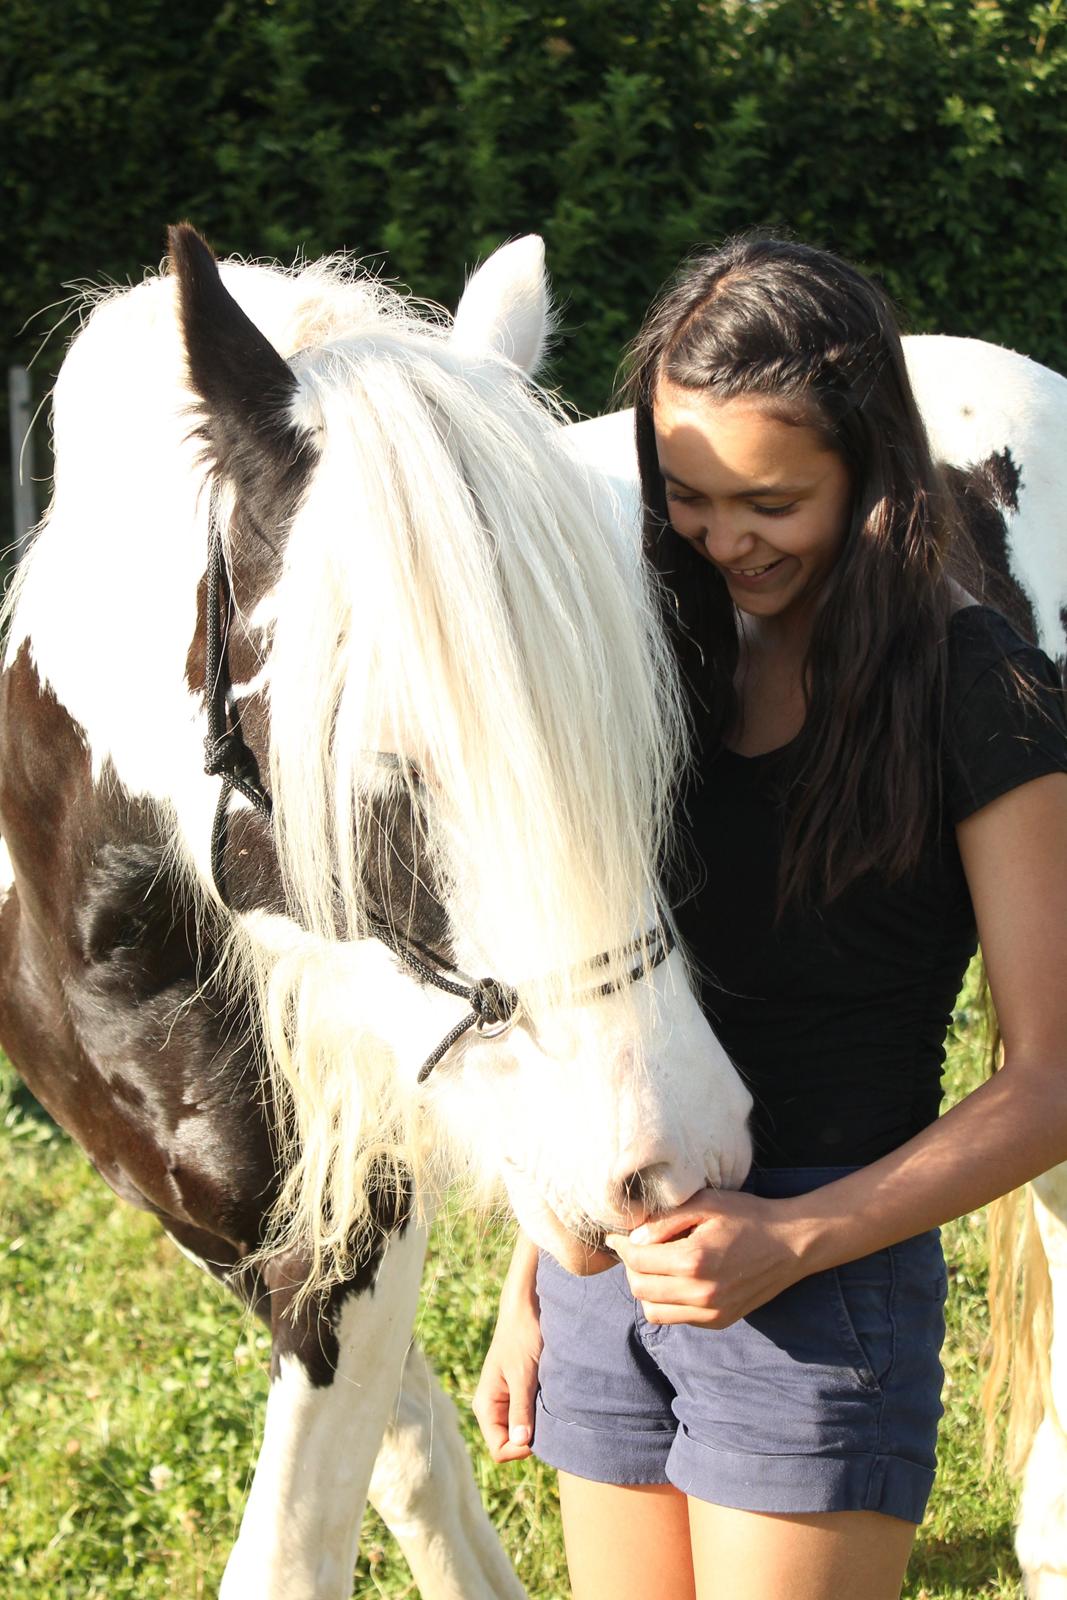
[699,512,756,567]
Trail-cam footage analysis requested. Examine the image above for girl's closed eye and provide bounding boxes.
[750,501,798,517]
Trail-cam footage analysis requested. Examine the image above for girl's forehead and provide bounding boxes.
[653,382,832,481]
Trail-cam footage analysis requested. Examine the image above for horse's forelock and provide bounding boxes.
[174,252,686,1297]
[266,328,682,1000]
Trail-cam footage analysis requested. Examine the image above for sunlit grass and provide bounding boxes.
[0,960,1022,1597]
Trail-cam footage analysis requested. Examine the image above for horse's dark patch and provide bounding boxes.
[364,780,451,956]
[221,808,287,917]
[170,224,315,545]
[980,446,1022,514]
[945,453,1036,643]
[0,649,272,1236]
[0,644,402,1383]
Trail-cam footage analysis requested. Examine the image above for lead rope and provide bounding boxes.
[202,486,274,901]
[200,485,675,1082]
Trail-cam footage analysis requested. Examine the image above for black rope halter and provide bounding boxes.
[201,485,674,1083]
[203,485,274,896]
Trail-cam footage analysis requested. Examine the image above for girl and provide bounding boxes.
[473,236,1067,1600]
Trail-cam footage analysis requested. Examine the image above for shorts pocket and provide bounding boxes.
[830,1250,895,1393]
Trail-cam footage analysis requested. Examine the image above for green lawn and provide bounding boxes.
[0,972,1023,1598]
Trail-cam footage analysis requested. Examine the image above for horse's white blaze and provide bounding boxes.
[451,234,550,372]
[368,1343,528,1599]
[220,1226,428,1600]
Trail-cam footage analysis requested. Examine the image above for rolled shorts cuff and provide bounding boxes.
[666,1434,935,1525]
[533,1395,671,1486]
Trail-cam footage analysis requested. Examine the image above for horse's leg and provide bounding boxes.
[368,1341,528,1600]
[219,1221,428,1600]
[1016,1164,1067,1599]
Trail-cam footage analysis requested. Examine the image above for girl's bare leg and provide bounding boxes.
[557,1474,696,1600]
[688,1502,917,1600]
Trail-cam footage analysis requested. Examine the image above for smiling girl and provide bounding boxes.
[474,236,1067,1600]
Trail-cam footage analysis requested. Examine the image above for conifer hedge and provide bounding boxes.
[3,0,1066,429]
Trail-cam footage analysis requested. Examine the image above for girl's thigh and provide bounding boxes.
[557,1474,696,1600]
[688,1503,917,1600]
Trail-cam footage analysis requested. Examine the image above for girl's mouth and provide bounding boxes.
[724,556,789,589]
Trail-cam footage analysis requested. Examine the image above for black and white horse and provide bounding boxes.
[0,227,753,1599]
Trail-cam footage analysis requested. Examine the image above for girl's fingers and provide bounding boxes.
[622,1270,716,1308]
[606,1235,704,1278]
[473,1359,538,1461]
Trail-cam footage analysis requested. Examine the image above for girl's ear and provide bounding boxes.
[450,235,551,374]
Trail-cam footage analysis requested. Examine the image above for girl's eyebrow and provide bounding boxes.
[658,463,802,498]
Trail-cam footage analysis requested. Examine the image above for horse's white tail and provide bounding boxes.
[983,1183,1056,1475]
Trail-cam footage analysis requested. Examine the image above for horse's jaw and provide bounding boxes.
[437,948,754,1265]
[498,1166,619,1276]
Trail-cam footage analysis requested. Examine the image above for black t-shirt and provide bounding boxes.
[673,606,1067,1168]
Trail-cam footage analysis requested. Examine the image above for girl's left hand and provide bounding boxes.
[605,1189,806,1329]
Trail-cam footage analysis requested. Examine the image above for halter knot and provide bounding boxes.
[471,977,520,1036]
[205,729,260,784]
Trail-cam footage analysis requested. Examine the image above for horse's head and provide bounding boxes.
[169,224,752,1281]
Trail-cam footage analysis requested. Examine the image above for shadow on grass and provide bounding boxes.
[911,1522,1021,1595]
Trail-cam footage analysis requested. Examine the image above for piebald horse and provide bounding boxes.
[0,227,753,1600]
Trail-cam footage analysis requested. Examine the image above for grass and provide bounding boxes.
[0,964,1024,1598]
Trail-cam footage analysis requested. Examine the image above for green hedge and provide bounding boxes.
[3,0,1066,431]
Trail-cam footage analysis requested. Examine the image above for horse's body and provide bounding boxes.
[0,230,753,1599]
[2,222,1065,1598]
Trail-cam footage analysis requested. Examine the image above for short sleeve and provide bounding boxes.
[945,613,1067,825]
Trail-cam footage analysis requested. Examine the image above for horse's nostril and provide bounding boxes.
[620,1170,646,1205]
[613,1163,668,1218]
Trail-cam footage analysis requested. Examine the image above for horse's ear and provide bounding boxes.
[168,222,311,506]
[451,235,551,374]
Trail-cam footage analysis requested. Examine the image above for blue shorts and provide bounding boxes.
[533,1166,948,1523]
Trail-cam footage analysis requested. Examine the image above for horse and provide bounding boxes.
[0,225,754,1600]
[569,341,1067,1600]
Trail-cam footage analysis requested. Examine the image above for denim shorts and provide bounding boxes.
[533,1166,948,1523]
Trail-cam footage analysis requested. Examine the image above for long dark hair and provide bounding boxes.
[627,234,965,907]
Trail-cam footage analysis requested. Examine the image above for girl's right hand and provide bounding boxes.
[473,1241,543,1463]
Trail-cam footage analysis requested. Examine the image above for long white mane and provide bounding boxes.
[4,247,687,1289]
[239,262,686,1280]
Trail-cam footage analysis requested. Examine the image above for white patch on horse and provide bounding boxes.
[368,1342,527,1599]
[904,335,1067,655]
[219,1225,430,1600]
[561,410,643,543]
[0,837,14,900]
